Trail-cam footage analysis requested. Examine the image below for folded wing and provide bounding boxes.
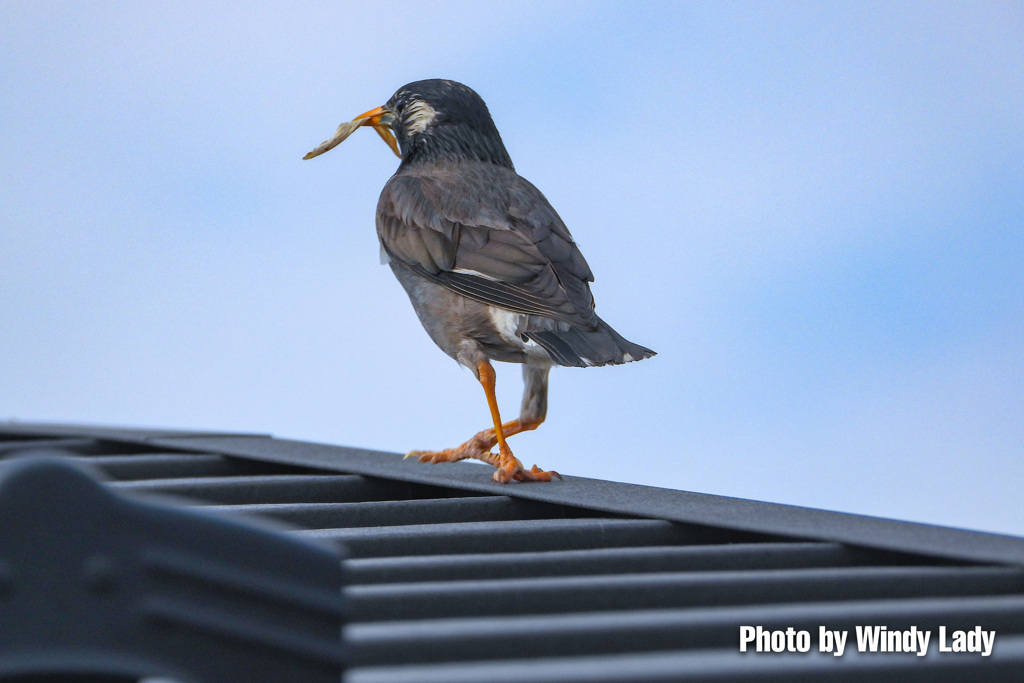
[376,163,599,329]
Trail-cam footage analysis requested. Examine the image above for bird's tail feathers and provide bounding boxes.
[527,318,655,368]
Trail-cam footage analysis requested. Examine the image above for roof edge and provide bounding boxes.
[3,422,1023,567]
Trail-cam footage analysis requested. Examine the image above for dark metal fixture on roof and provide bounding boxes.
[0,454,344,683]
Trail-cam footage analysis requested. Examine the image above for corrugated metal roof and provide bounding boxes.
[2,422,1023,681]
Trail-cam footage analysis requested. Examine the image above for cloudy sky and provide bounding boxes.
[2,2,1021,535]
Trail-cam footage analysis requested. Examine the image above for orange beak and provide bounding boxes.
[354,106,401,159]
[303,105,401,161]
[352,106,401,159]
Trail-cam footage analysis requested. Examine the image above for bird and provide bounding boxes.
[304,79,654,483]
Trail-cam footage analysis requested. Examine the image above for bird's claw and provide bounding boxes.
[406,429,501,466]
[493,462,561,483]
[407,431,558,483]
[405,448,465,464]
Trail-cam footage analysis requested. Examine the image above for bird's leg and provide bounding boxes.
[405,361,559,483]
[477,360,558,483]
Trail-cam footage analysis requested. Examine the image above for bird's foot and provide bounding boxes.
[406,432,559,483]
[493,456,561,484]
[405,429,497,465]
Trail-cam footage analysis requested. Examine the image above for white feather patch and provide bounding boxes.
[488,307,524,344]
[404,99,437,136]
[452,267,500,281]
[487,306,543,353]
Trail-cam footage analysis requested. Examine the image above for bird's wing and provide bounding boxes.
[376,164,598,327]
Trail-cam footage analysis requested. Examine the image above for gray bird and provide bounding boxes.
[305,79,654,483]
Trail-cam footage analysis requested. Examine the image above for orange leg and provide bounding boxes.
[405,360,560,483]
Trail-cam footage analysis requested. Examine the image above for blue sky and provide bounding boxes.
[2,1,1022,534]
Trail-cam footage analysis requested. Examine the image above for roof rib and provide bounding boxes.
[2,422,1022,682]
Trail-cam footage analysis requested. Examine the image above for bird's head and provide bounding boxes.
[304,79,513,170]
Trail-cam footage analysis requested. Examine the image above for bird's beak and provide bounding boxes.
[358,106,401,159]
[303,105,401,161]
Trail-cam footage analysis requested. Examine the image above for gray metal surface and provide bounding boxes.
[0,455,344,682]
[2,421,1023,681]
